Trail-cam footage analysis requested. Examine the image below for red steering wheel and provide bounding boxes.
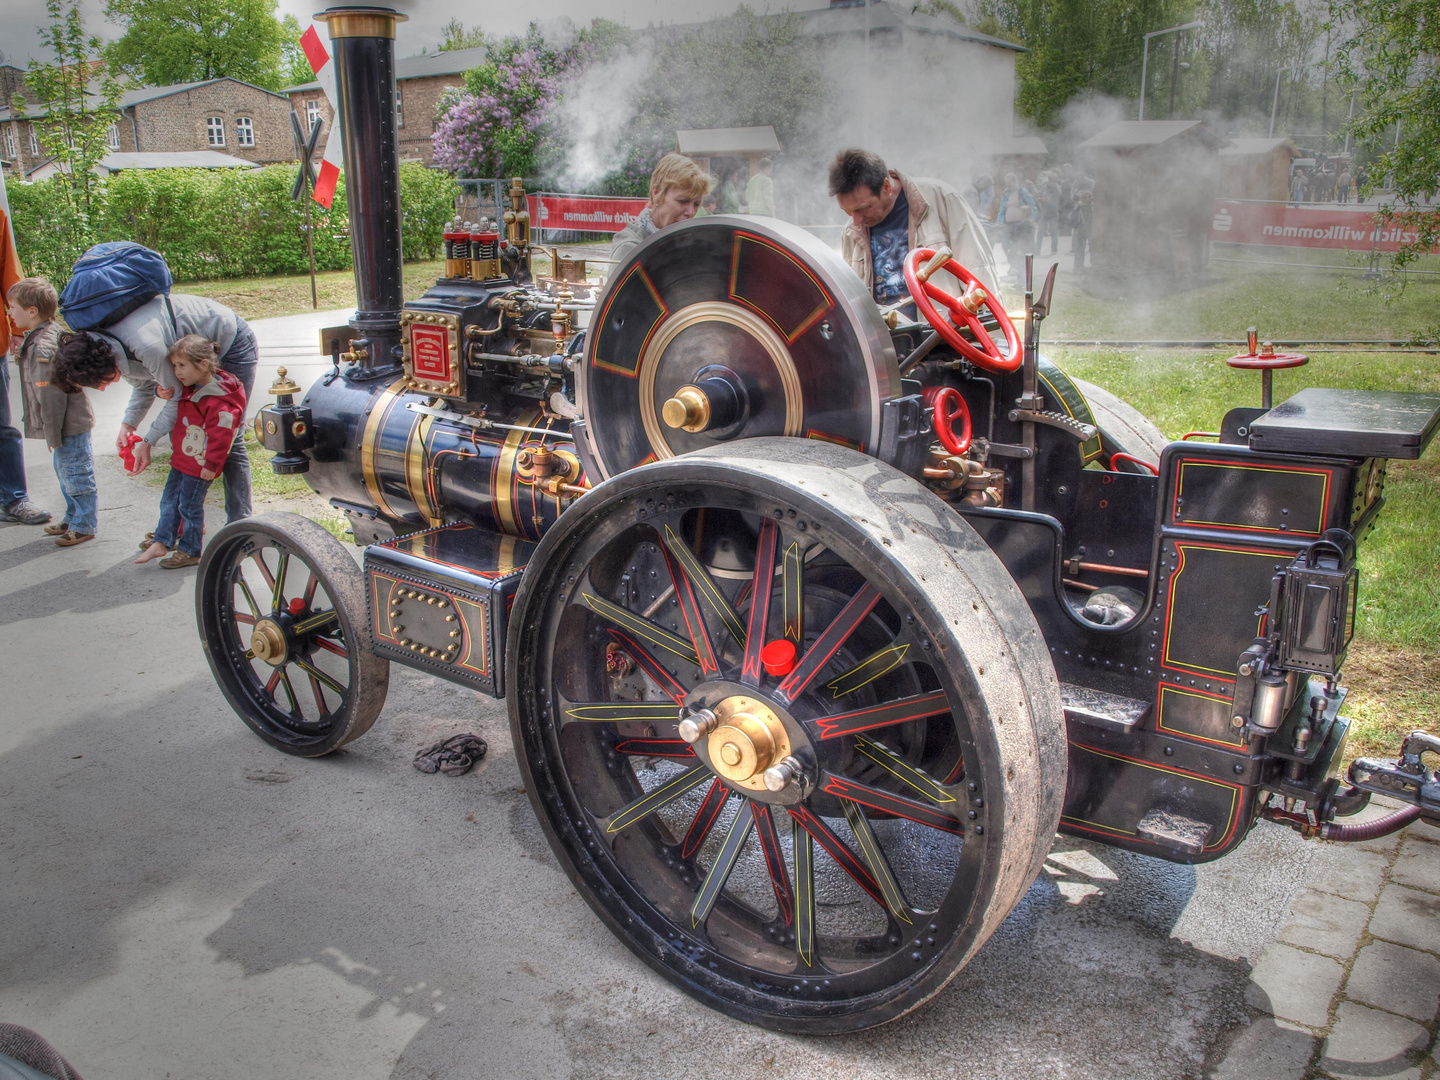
[903,247,1020,372]
[922,385,972,455]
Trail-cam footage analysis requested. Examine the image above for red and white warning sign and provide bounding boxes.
[299,25,344,209]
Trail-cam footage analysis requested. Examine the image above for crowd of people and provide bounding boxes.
[964,165,1097,284]
[1289,156,1363,206]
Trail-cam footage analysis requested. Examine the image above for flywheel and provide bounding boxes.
[578,217,903,479]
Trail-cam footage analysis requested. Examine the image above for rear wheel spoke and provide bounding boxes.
[825,642,911,699]
[740,518,779,684]
[581,591,698,669]
[681,779,730,859]
[607,630,689,703]
[559,698,680,726]
[776,583,881,704]
[657,523,746,645]
[660,535,722,677]
[814,690,950,740]
[752,803,794,926]
[840,799,912,924]
[821,772,964,835]
[613,738,695,759]
[605,766,712,834]
[782,539,804,644]
[853,735,960,805]
[788,803,889,912]
[690,801,755,928]
[792,817,817,969]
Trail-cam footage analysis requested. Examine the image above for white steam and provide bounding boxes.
[551,40,655,191]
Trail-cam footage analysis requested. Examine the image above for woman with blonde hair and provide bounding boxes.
[609,153,712,264]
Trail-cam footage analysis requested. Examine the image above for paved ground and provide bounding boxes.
[0,310,1436,1079]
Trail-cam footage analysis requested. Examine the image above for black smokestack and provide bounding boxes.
[317,5,407,372]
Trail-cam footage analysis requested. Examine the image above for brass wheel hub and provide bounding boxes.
[250,618,288,667]
[707,695,791,791]
[662,385,712,432]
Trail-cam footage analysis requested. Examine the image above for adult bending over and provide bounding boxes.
[829,148,1004,316]
[51,293,258,523]
[609,154,712,266]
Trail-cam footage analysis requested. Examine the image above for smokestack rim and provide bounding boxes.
[313,6,407,39]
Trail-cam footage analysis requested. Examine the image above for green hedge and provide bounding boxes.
[9,161,456,287]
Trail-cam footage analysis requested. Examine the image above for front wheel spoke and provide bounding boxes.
[272,552,290,610]
[752,803,794,926]
[826,642,911,699]
[658,523,746,645]
[607,630,689,703]
[792,818,817,968]
[853,735,959,805]
[690,800,755,928]
[302,571,318,608]
[233,612,256,626]
[681,779,730,858]
[264,668,282,695]
[782,539,804,644]
[613,738,695,759]
[293,609,338,636]
[306,671,330,717]
[788,803,889,911]
[777,583,881,704]
[292,656,347,698]
[821,772,964,835]
[740,518,779,684]
[236,577,262,620]
[559,698,680,725]
[660,537,721,677]
[840,799,913,924]
[251,551,276,592]
[582,592,699,669]
[313,637,349,659]
[277,667,300,715]
[605,765,711,834]
[813,690,950,740]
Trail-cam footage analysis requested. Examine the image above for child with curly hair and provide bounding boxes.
[135,335,246,569]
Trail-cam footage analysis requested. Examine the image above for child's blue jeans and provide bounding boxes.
[154,468,212,556]
[53,431,98,535]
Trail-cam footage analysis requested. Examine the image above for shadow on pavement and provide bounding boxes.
[0,552,192,627]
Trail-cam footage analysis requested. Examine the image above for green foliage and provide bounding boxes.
[9,163,457,286]
[14,0,123,264]
[438,18,488,52]
[8,177,94,283]
[1330,0,1439,335]
[278,15,315,88]
[104,0,287,90]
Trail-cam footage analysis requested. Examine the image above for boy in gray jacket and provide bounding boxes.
[9,278,97,546]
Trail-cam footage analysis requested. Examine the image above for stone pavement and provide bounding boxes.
[1215,798,1440,1080]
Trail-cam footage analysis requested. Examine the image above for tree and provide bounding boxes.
[438,19,488,52]
[1331,0,1438,339]
[279,15,315,89]
[14,0,123,272]
[104,0,287,90]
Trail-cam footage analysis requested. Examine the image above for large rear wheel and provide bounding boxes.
[507,439,1066,1031]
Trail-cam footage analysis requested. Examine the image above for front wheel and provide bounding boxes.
[506,439,1066,1032]
[197,512,390,756]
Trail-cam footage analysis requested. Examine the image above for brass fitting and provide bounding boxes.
[661,385,711,432]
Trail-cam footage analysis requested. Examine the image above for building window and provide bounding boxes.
[28,128,37,156]
[236,117,254,146]
[395,88,403,128]
[106,122,120,150]
[5,127,15,159]
[306,99,321,133]
[206,116,225,146]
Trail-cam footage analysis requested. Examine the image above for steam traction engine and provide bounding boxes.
[198,6,1440,1033]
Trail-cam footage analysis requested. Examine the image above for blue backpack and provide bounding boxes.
[60,242,173,331]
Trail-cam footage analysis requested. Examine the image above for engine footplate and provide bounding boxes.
[365,523,536,697]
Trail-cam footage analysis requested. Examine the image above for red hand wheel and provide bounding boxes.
[922,385,972,455]
[1226,328,1308,409]
[903,247,1020,372]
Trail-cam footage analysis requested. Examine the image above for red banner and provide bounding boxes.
[529,194,649,235]
[1211,200,1432,252]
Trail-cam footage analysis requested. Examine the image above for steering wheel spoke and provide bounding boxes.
[904,247,1020,371]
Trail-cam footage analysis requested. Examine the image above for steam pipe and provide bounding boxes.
[316,5,408,373]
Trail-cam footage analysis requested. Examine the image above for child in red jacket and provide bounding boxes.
[135,335,246,569]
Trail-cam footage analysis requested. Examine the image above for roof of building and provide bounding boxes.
[1076,120,1228,151]
[1,76,288,122]
[795,1,1026,53]
[284,44,490,93]
[1219,136,1301,158]
[677,126,781,156]
[995,135,1048,156]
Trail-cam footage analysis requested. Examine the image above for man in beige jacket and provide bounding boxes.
[829,148,1004,315]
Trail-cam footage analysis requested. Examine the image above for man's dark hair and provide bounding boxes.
[52,332,119,391]
[828,149,888,197]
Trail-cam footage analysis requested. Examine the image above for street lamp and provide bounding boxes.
[1139,21,1203,121]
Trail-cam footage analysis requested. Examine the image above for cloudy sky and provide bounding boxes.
[0,0,831,68]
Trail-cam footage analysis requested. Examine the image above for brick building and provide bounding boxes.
[286,45,486,166]
[2,77,294,178]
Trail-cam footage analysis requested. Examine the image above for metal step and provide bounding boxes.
[1136,808,1214,855]
[1060,683,1151,734]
